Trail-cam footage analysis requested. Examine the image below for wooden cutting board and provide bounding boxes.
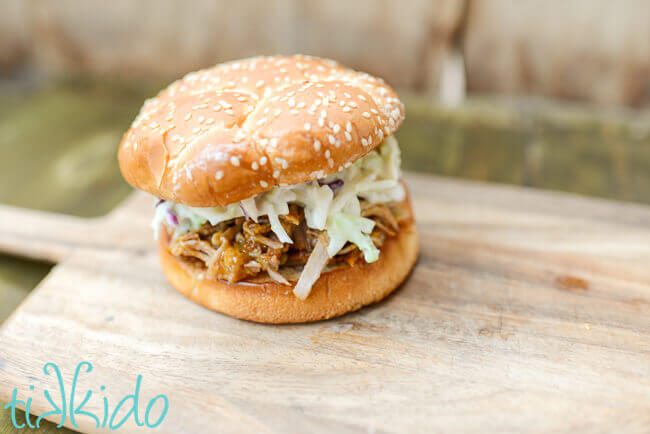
[0,173,649,433]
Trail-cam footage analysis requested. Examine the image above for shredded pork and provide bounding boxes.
[169,202,406,284]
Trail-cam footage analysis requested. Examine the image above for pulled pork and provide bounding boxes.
[169,202,405,283]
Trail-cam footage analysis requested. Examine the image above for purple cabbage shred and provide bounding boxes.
[318,178,344,192]
[165,210,179,226]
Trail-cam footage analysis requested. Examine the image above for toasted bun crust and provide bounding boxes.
[119,55,404,207]
[158,209,418,324]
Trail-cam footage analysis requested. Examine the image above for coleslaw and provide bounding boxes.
[152,135,405,298]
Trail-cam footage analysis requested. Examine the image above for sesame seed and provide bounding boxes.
[318,118,325,127]
[345,132,352,140]
[328,135,335,144]
[226,109,235,115]
[358,95,366,101]
[252,161,259,170]
[288,97,295,107]
[215,170,224,180]
[320,110,327,118]
[256,80,265,88]
[361,138,368,146]
[230,156,240,166]
[184,113,192,121]
[327,158,334,167]
[343,106,351,112]
[273,170,280,178]
[346,121,352,132]
[362,112,370,118]
[313,139,321,151]
[304,123,311,130]
[333,124,341,134]
[325,150,331,158]
[269,138,278,147]
[260,180,269,188]
[260,156,268,165]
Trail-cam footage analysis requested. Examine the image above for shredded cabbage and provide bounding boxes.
[258,188,296,244]
[153,135,403,260]
[293,181,333,230]
[239,197,258,222]
[326,213,379,262]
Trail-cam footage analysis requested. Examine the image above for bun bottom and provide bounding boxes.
[158,205,418,324]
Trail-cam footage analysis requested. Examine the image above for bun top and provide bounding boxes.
[118,55,404,207]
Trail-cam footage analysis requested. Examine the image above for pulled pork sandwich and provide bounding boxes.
[118,55,418,323]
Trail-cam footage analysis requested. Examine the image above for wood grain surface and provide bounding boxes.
[0,173,649,433]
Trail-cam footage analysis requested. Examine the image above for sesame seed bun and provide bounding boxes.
[158,200,418,324]
[118,55,405,207]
